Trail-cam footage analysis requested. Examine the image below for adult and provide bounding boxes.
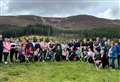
[10,41,18,62]
[117,39,120,69]
[110,42,118,69]
[0,34,3,63]
[3,38,11,64]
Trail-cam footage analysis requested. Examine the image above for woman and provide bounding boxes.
[10,41,18,63]
[3,38,11,64]
[110,42,118,69]
[108,42,118,69]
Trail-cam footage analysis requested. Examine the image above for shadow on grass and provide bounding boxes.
[0,77,9,82]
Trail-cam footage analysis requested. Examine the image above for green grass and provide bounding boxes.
[0,62,119,82]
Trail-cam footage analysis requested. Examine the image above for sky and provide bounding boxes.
[0,0,120,19]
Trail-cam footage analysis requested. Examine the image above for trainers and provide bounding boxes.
[4,62,8,64]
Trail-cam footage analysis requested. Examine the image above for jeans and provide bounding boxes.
[118,54,120,68]
[48,51,55,61]
[18,55,25,63]
[39,50,47,61]
[111,57,116,69]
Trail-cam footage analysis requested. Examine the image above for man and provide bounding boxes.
[0,34,3,63]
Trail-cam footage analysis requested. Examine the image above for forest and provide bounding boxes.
[0,24,120,38]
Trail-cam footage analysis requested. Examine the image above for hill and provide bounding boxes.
[0,15,120,38]
[0,15,120,29]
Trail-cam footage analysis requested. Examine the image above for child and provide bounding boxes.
[63,48,69,61]
[75,48,81,61]
[86,48,95,63]
[47,40,55,61]
[18,44,26,63]
[101,50,109,69]
[40,40,48,62]
[94,48,102,69]
[33,48,40,61]
[26,47,34,62]
[25,40,34,62]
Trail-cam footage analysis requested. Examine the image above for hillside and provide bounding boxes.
[0,15,120,29]
[0,15,120,38]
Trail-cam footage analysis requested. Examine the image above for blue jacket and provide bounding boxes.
[111,45,118,58]
[117,43,120,53]
[26,42,34,49]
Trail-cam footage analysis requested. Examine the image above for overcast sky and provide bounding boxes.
[0,0,120,19]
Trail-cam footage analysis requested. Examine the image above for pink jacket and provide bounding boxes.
[40,42,48,51]
[3,42,11,53]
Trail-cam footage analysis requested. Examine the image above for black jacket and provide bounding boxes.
[0,40,3,52]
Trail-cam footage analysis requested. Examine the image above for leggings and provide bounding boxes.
[118,55,120,68]
[10,48,18,62]
[0,52,3,63]
[3,52,9,62]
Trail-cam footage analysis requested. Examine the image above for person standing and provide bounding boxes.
[117,39,120,69]
[3,38,11,64]
[110,42,118,69]
[10,42,18,63]
[0,34,3,63]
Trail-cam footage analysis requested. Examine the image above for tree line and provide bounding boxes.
[0,24,120,38]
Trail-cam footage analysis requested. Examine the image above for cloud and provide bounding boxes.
[0,0,10,15]
[0,0,120,19]
[97,9,115,19]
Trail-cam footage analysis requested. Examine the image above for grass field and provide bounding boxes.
[0,62,119,82]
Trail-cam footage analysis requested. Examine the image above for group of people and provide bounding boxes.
[0,35,120,70]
